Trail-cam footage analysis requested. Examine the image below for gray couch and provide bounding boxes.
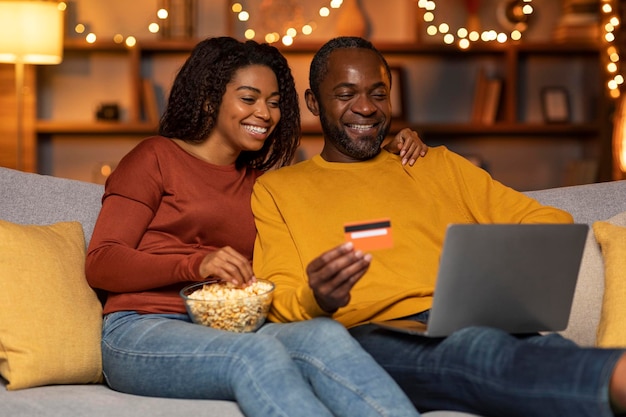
[1,165,625,417]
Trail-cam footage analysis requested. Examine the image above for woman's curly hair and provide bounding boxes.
[159,37,300,171]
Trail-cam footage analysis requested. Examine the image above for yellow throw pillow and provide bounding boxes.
[593,220,626,348]
[0,220,103,390]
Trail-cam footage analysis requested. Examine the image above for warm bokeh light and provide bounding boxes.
[602,1,622,101]
[100,164,112,178]
[264,32,280,43]
[229,2,346,47]
[418,0,533,48]
[238,11,249,22]
[85,33,96,43]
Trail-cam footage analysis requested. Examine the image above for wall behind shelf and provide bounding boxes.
[31,0,609,192]
[38,52,133,122]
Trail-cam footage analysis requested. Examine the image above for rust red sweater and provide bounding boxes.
[86,136,261,315]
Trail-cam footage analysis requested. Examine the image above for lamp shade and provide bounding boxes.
[0,1,63,64]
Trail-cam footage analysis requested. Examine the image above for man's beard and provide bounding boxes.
[319,110,389,161]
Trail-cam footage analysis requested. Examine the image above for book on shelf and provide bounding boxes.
[554,0,600,44]
[472,69,502,125]
[471,68,488,123]
[481,78,502,125]
[141,78,161,124]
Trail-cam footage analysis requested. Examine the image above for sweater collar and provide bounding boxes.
[312,151,392,170]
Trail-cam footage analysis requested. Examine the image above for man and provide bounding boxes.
[251,36,626,416]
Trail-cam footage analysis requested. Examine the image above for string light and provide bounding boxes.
[230,1,345,46]
[601,0,622,99]
[416,0,534,49]
[70,2,169,47]
[71,1,347,48]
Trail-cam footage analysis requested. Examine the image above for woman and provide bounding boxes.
[86,36,425,417]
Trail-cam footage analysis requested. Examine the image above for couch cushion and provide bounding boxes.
[0,377,247,417]
[525,182,626,347]
[593,211,626,347]
[0,376,482,417]
[0,220,102,390]
[0,167,103,246]
[557,226,604,346]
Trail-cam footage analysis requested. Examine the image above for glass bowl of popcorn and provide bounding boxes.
[180,279,275,333]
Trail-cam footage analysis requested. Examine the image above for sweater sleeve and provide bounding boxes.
[252,180,330,323]
[85,144,208,293]
[441,150,574,225]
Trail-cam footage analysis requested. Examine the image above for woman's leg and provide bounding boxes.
[349,322,624,417]
[259,317,420,417]
[101,311,335,417]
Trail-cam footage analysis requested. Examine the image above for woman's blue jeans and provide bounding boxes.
[349,311,625,417]
[101,311,420,417]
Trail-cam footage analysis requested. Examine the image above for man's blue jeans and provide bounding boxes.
[101,311,420,417]
[349,311,625,417]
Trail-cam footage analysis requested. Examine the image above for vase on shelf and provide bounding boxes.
[335,0,370,38]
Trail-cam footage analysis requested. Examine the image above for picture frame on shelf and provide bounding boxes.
[541,86,570,123]
[390,66,406,122]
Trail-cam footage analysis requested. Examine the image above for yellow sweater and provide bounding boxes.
[252,146,573,328]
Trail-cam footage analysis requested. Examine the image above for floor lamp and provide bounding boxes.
[0,1,63,172]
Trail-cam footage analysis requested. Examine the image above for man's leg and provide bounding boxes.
[349,323,624,417]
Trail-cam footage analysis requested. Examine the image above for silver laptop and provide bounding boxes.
[372,223,588,337]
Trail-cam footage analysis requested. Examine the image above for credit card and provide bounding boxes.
[344,218,393,251]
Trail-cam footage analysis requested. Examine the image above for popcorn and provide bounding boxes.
[183,280,274,333]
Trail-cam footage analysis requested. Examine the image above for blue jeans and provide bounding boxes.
[349,311,625,417]
[101,311,419,417]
